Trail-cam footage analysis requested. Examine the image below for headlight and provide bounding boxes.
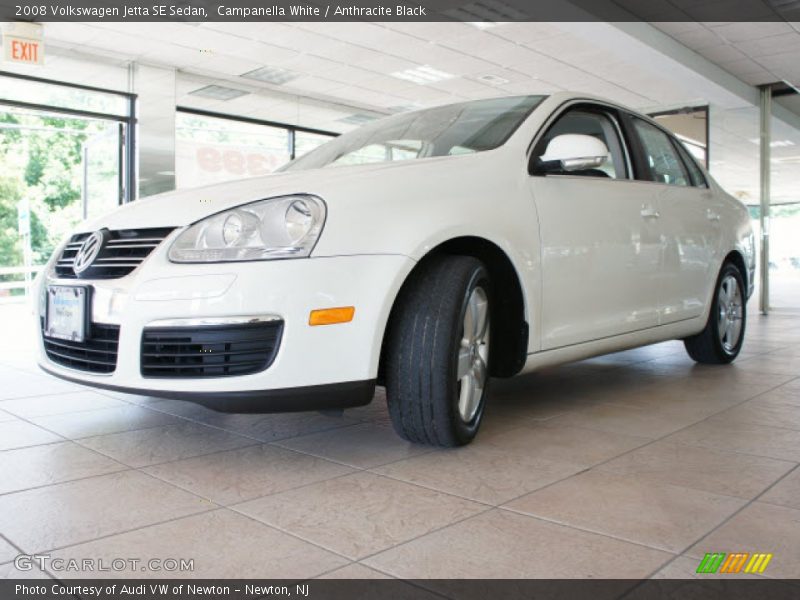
[168,195,326,263]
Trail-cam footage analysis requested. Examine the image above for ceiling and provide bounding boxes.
[1,20,799,202]
[652,21,800,89]
[22,20,798,125]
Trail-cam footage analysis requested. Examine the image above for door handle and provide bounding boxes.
[706,209,721,222]
[641,205,660,219]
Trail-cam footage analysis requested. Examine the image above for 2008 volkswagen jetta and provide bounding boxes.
[35,92,755,446]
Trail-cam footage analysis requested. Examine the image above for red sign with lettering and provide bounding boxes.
[4,36,44,65]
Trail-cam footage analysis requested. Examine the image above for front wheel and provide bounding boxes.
[684,262,746,364]
[385,255,491,447]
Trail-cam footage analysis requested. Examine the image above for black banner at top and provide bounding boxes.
[2,0,799,22]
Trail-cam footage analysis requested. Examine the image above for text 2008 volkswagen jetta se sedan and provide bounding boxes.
[35,92,755,446]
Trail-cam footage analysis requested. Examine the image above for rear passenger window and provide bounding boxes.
[632,118,690,186]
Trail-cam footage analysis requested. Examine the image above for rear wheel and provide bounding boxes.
[684,262,746,364]
[385,255,491,447]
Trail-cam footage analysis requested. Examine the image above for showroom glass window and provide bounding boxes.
[294,130,336,159]
[175,112,291,188]
[632,118,690,186]
[284,95,546,171]
[535,108,628,179]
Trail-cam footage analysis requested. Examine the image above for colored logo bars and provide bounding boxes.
[696,552,773,574]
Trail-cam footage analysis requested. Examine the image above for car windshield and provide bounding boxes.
[282,95,546,171]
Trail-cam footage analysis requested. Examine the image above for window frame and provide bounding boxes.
[670,136,709,189]
[527,100,634,181]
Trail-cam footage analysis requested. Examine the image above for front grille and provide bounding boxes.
[141,321,284,378]
[42,320,120,374]
[55,227,175,279]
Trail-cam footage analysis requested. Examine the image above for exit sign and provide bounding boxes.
[2,22,44,66]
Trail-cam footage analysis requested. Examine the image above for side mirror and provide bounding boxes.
[533,134,610,174]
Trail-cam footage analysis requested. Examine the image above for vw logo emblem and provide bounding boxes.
[73,230,107,275]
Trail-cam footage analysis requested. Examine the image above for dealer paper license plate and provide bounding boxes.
[45,286,87,342]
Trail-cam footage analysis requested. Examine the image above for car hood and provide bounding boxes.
[81,155,478,232]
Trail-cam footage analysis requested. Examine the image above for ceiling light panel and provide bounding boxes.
[337,113,381,125]
[476,74,511,85]
[188,85,249,101]
[391,65,456,85]
[240,65,300,85]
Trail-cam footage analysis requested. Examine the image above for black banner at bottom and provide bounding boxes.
[3,579,800,600]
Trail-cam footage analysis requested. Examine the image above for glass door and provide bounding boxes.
[770,202,800,310]
[0,71,133,302]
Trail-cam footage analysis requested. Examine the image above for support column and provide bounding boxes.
[129,63,177,198]
[759,86,771,315]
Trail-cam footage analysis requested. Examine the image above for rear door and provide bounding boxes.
[528,103,662,350]
[626,116,720,324]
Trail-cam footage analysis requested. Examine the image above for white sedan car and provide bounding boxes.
[35,92,755,446]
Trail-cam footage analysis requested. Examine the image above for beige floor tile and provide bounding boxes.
[504,470,745,553]
[235,472,484,560]
[736,355,800,376]
[276,422,429,469]
[760,467,800,510]
[148,400,360,441]
[482,424,650,467]
[598,440,796,499]
[0,471,211,553]
[144,444,353,505]
[598,378,769,415]
[715,398,800,431]
[364,509,671,578]
[373,445,583,505]
[316,563,393,579]
[756,385,800,406]
[665,419,800,462]
[78,421,256,467]
[0,391,125,418]
[0,420,63,451]
[0,373,83,401]
[0,537,18,564]
[49,509,346,579]
[0,442,125,495]
[543,403,699,439]
[687,502,800,579]
[485,397,578,423]
[29,405,182,439]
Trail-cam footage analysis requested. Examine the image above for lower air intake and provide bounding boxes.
[140,321,283,378]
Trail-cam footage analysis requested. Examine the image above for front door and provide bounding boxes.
[529,106,662,350]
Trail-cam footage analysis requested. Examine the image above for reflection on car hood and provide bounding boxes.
[81,155,474,232]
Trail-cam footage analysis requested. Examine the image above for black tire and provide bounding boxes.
[684,262,747,364]
[385,255,492,447]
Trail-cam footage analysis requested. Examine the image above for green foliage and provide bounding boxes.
[0,177,23,267]
[0,110,93,275]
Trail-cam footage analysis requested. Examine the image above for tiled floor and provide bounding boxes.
[1,302,799,580]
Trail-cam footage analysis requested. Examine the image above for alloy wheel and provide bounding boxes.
[718,274,743,353]
[456,286,490,422]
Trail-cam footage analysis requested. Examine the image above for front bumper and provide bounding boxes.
[35,251,415,412]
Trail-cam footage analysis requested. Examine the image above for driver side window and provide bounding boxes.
[535,108,628,179]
